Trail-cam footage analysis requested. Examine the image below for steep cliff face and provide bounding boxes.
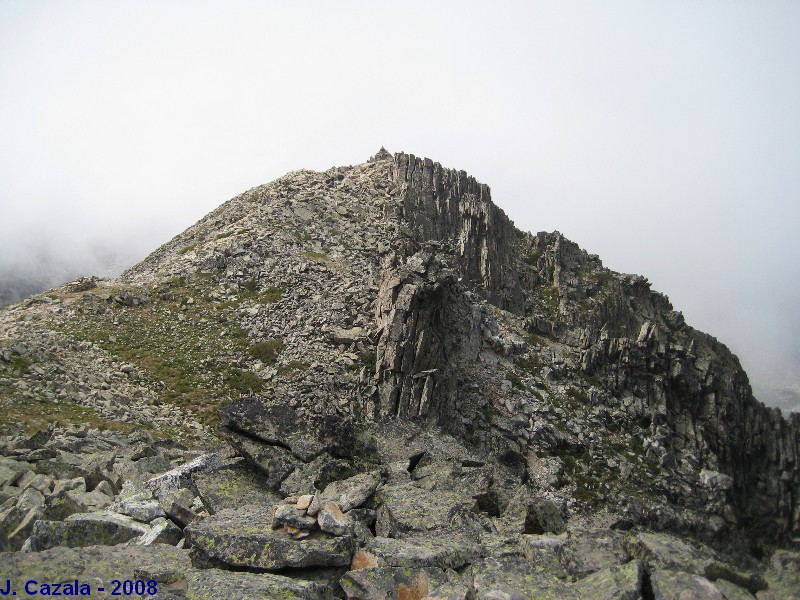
[392,154,524,313]
[518,231,800,549]
[374,250,481,422]
[377,152,799,550]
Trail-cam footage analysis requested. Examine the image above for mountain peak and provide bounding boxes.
[1,150,799,595]
[367,146,392,162]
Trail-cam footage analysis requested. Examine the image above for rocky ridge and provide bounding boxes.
[0,148,798,598]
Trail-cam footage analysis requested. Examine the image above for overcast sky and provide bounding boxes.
[1,1,798,411]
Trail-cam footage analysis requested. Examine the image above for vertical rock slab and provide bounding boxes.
[374,252,481,423]
[391,153,523,313]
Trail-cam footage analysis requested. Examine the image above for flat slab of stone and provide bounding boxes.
[650,569,725,600]
[522,528,630,581]
[340,566,451,600]
[471,557,572,599]
[185,504,355,570]
[30,512,150,550]
[193,462,282,514]
[0,545,192,597]
[571,560,643,600]
[375,483,469,536]
[184,568,334,600]
[363,532,482,570]
[625,531,711,574]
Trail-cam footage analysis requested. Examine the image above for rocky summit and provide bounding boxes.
[0,148,798,599]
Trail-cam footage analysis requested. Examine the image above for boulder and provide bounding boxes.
[29,512,150,550]
[308,471,380,514]
[184,568,335,600]
[159,488,197,528]
[756,550,800,599]
[136,518,183,546]
[219,397,364,461]
[274,502,318,530]
[222,429,302,489]
[340,566,451,600]
[571,560,643,600]
[374,483,471,537]
[185,504,355,570]
[471,557,572,599]
[113,497,165,523]
[0,544,193,591]
[143,452,223,499]
[193,462,281,514]
[279,454,356,497]
[317,502,351,536]
[362,532,482,570]
[650,569,725,600]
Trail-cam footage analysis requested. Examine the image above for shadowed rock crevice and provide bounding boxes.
[374,251,482,424]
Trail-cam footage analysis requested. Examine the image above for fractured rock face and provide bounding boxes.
[392,153,523,312]
[374,251,481,423]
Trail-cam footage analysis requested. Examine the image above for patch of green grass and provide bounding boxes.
[356,349,377,373]
[517,352,543,374]
[504,368,524,389]
[249,338,284,364]
[239,279,283,304]
[241,277,259,295]
[165,276,187,291]
[57,281,255,429]
[526,333,546,347]
[584,373,604,388]
[565,386,590,408]
[260,286,283,303]
[177,243,196,255]
[276,360,309,376]
[525,250,542,266]
[215,232,233,240]
[226,368,264,394]
[0,398,141,437]
[553,448,602,504]
[540,285,561,317]
[584,270,613,289]
[302,251,347,273]
[0,355,32,377]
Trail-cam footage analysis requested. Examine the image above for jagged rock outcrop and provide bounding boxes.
[392,153,524,312]
[521,230,800,550]
[374,250,481,422]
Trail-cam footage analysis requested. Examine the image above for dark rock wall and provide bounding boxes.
[382,155,800,547]
[530,231,800,548]
[373,251,481,425]
[391,153,524,314]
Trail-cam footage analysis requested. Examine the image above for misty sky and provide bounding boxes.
[1,1,798,411]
